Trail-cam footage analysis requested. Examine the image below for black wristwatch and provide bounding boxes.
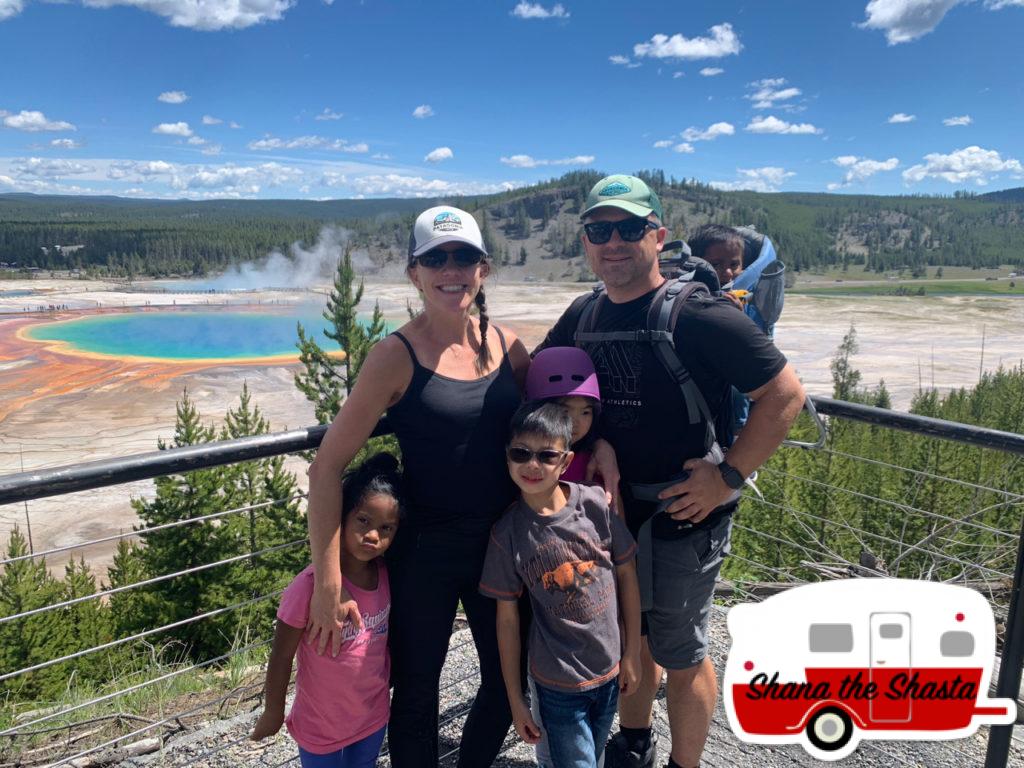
[718,460,745,490]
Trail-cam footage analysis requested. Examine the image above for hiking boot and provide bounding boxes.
[604,730,657,768]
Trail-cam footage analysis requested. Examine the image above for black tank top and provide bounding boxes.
[387,327,520,535]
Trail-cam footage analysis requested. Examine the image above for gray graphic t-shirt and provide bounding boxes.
[480,482,637,691]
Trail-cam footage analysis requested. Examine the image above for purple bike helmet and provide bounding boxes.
[526,347,601,403]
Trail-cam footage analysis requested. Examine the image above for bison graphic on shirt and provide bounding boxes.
[541,560,597,602]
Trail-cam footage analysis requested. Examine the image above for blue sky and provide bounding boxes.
[0,0,1021,200]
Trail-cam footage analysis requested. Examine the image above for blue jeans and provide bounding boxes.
[534,678,619,768]
[298,725,386,768]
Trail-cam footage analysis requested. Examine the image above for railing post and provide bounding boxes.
[984,510,1024,768]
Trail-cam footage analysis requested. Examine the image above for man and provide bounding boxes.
[536,175,805,768]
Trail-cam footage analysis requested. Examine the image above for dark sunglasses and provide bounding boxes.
[583,217,658,245]
[413,248,484,269]
[506,446,567,466]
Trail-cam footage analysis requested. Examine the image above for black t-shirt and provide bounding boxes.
[537,285,787,534]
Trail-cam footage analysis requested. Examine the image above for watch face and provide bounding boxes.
[720,462,744,490]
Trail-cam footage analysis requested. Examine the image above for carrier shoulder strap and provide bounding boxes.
[571,277,719,455]
[648,278,718,454]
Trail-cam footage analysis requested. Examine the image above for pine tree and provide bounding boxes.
[214,384,305,640]
[0,528,67,699]
[61,557,114,683]
[131,391,232,659]
[106,539,153,638]
[294,248,387,424]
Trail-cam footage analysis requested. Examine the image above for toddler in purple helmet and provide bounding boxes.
[525,347,602,484]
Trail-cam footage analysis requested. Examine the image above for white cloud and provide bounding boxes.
[157,90,188,104]
[229,121,242,129]
[711,166,795,192]
[346,173,520,198]
[746,78,802,109]
[700,67,724,76]
[860,0,961,44]
[3,110,76,132]
[187,136,206,145]
[831,155,900,187]
[943,114,973,126]
[633,23,742,60]
[247,135,366,152]
[609,55,640,68]
[745,115,822,135]
[424,146,453,163]
[673,142,695,154]
[201,144,223,156]
[12,157,95,178]
[50,138,82,149]
[888,112,917,123]
[499,154,594,168]
[672,71,684,78]
[0,0,24,21]
[78,0,294,30]
[986,0,1024,7]
[315,108,343,121]
[106,160,176,180]
[153,121,193,137]
[202,115,223,125]
[652,139,674,149]
[511,1,568,19]
[371,152,392,160]
[169,162,303,196]
[680,121,734,142]
[902,145,1023,185]
[412,104,434,119]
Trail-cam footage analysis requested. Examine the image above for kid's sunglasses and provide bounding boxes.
[413,248,484,269]
[506,446,567,466]
[583,217,658,245]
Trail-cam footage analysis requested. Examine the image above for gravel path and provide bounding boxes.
[118,607,1022,768]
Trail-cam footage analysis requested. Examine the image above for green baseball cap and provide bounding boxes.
[581,174,663,222]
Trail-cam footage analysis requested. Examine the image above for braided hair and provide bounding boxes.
[474,288,492,375]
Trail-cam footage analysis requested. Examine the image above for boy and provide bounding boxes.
[480,401,642,768]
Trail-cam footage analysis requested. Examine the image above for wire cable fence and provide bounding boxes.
[0,397,1022,767]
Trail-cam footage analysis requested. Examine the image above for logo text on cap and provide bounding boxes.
[599,181,631,196]
[433,212,463,232]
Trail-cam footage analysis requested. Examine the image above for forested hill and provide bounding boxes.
[2,172,1023,280]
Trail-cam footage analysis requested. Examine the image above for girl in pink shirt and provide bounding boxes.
[252,453,403,768]
[525,347,602,484]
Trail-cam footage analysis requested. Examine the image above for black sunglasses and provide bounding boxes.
[413,248,484,269]
[506,446,567,466]
[583,217,658,245]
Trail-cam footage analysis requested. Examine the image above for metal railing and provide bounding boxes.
[0,396,1022,767]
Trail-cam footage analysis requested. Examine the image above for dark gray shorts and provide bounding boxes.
[640,513,732,670]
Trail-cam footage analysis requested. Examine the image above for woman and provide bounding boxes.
[305,205,531,768]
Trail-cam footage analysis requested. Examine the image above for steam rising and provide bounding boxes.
[206,226,374,290]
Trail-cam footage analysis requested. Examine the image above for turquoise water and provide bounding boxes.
[27,310,347,360]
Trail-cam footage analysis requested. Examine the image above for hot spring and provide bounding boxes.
[23,308,355,361]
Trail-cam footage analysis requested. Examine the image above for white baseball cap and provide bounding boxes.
[408,205,487,261]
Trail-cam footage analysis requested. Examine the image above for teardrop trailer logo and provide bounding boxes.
[724,579,1014,761]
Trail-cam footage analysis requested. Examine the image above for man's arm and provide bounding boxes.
[663,363,805,522]
[495,600,541,744]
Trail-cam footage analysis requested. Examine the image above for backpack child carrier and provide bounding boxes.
[732,227,786,337]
